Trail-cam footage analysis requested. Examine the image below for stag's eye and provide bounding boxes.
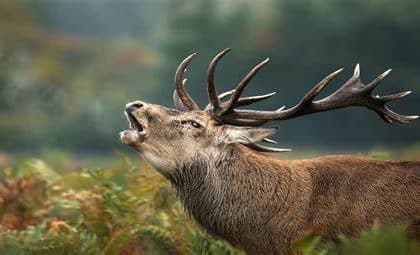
[190,120,201,128]
[181,120,202,128]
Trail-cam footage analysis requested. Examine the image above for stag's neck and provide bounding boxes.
[168,145,241,205]
[168,144,277,195]
[167,145,295,244]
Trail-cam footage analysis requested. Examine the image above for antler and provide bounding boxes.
[220,64,418,124]
[173,50,277,115]
[207,48,231,114]
[172,49,418,152]
[173,53,200,111]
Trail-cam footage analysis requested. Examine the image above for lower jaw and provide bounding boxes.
[120,130,146,146]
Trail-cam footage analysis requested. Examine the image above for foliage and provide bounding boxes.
[0,156,242,255]
[293,224,420,255]
[0,155,419,254]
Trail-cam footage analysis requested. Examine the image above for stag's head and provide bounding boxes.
[120,49,418,174]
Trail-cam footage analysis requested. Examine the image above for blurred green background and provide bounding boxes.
[1,0,419,157]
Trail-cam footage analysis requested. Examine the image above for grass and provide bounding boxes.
[0,149,419,255]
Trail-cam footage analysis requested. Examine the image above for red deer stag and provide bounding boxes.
[120,49,419,254]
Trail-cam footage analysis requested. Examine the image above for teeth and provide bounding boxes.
[125,112,144,132]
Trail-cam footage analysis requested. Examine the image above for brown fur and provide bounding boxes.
[120,101,420,255]
[170,146,419,254]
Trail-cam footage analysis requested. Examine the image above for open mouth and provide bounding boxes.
[124,111,147,135]
[121,108,148,147]
[127,112,144,132]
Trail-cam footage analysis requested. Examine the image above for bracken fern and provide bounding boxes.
[0,155,418,255]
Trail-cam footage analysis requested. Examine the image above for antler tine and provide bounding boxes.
[173,53,200,111]
[375,105,418,124]
[220,65,418,124]
[205,91,276,111]
[377,91,412,102]
[364,68,392,92]
[235,92,277,107]
[263,138,277,144]
[207,48,231,113]
[297,68,344,104]
[223,58,270,113]
[245,143,292,153]
[353,63,360,79]
[173,79,189,111]
[218,89,235,101]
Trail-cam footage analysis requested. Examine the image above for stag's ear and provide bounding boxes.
[218,126,277,145]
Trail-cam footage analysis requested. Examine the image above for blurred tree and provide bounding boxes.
[0,0,419,153]
[0,0,160,152]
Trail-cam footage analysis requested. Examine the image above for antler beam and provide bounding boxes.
[223,58,270,113]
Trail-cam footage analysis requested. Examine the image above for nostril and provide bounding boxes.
[125,102,143,113]
[131,102,143,109]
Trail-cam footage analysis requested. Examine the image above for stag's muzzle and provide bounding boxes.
[120,101,148,146]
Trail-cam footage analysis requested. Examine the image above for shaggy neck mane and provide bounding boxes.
[166,145,292,246]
